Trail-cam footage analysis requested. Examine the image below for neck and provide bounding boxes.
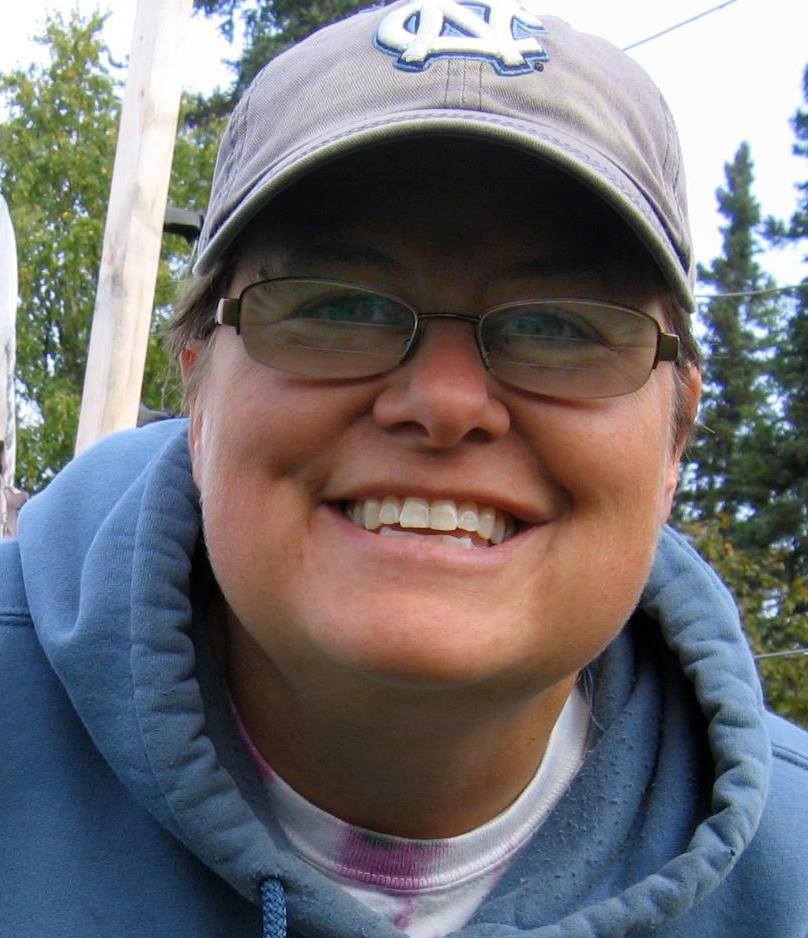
[223,616,577,839]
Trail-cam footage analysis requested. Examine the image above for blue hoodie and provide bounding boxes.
[1,419,806,937]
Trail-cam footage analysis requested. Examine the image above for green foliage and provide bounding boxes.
[0,13,119,490]
[0,15,222,491]
[678,143,779,522]
[750,65,808,576]
[726,68,808,575]
[675,72,808,725]
[681,517,808,729]
[787,65,808,241]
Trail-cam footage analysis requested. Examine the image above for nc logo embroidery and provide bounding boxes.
[375,0,549,75]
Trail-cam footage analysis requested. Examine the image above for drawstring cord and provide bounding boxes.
[261,878,288,938]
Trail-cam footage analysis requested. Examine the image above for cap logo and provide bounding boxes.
[375,0,549,75]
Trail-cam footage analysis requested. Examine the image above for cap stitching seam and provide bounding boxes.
[462,57,468,109]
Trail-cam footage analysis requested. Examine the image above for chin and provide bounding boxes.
[303,598,563,696]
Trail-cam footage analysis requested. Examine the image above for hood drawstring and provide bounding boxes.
[261,878,288,938]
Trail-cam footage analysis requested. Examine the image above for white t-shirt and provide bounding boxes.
[234,687,590,938]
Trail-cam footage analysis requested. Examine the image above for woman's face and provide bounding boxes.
[186,148,698,704]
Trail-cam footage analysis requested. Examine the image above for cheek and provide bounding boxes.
[190,350,331,488]
[519,387,677,590]
[192,402,308,646]
[527,391,675,503]
[187,354,374,625]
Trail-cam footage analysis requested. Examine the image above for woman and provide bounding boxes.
[2,4,806,936]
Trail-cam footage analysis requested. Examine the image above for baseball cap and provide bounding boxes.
[194,0,695,312]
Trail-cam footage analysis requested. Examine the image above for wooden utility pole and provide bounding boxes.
[75,0,193,455]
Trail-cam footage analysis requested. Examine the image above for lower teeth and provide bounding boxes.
[377,526,483,549]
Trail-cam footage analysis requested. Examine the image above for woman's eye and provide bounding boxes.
[296,293,408,326]
[503,307,600,342]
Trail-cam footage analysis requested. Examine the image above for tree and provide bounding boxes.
[751,64,808,577]
[2,2,365,492]
[677,77,808,728]
[0,13,120,491]
[0,14,221,491]
[681,517,808,729]
[677,143,779,524]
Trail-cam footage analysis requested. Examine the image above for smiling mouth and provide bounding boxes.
[342,496,518,549]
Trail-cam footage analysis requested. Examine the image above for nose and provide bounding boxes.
[372,318,511,447]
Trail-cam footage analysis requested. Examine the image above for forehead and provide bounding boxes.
[235,138,665,292]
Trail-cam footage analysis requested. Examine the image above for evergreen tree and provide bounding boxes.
[748,63,808,576]
[679,79,808,726]
[678,142,778,522]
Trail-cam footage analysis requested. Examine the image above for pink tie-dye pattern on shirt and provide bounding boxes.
[336,827,449,889]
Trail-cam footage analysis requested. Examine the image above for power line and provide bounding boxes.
[694,284,805,301]
[755,648,808,661]
[622,0,742,53]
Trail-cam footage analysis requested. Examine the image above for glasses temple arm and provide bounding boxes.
[655,332,679,365]
[216,297,241,328]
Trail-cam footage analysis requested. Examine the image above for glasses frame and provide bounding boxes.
[215,278,680,398]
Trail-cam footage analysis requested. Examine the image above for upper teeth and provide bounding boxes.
[345,496,515,545]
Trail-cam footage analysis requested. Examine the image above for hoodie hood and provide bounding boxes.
[15,419,771,936]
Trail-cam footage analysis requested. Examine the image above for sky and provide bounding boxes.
[1,0,806,288]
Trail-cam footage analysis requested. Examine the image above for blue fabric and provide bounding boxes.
[1,419,806,937]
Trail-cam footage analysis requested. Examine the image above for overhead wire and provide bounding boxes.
[755,649,808,661]
[621,4,803,312]
[622,0,742,52]
[694,284,805,301]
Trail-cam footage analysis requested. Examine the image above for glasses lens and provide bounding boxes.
[481,301,661,399]
[239,280,415,379]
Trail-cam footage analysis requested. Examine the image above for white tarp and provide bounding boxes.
[0,193,25,537]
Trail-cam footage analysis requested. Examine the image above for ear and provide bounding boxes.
[181,340,209,481]
[673,364,702,460]
[180,339,206,382]
[659,364,701,522]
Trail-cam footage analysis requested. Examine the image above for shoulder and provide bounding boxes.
[17,418,190,557]
[0,537,30,629]
[24,418,189,507]
[767,710,808,760]
[0,537,63,746]
[766,710,808,796]
[761,712,808,861]
[746,714,808,850]
[740,712,808,919]
[682,712,808,936]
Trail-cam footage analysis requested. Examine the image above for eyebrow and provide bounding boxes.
[253,242,633,293]
[503,256,607,280]
[257,242,403,279]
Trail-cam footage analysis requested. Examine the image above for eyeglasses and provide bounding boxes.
[215,278,680,400]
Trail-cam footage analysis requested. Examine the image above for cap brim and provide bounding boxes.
[193,109,694,313]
